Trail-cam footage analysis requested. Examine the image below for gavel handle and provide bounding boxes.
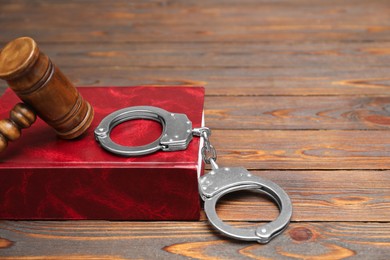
[0,103,36,153]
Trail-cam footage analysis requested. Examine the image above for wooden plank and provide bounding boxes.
[2,0,388,29]
[2,93,390,130]
[3,66,389,96]
[2,21,388,44]
[0,115,388,170]
[1,0,389,43]
[205,170,390,222]
[6,42,389,70]
[210,129,390,169]
[205,96,390,130]
[0,221,389,259]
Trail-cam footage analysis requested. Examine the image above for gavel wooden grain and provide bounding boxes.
[0,37,94,152]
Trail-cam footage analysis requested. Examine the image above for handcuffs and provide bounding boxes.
[95,106,292,243]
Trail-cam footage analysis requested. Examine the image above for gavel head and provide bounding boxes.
[0,37,94,152]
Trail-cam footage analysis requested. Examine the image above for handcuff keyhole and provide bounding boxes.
[110,119,163,146]
[214,190,280,227]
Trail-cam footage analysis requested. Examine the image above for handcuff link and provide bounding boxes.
[95,106,292,243]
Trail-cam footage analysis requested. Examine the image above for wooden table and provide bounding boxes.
[1,0,389,258]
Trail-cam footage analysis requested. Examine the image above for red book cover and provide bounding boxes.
[0,86,205,220]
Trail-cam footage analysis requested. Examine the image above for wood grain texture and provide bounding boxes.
[205,96,390,130]
[0,37,94,141]
[9,42,388,69]
[4,66,389,96]
[0,221,389,259]
[1,0,389,43]
[211,130,390,169]
[204,170,390,222]
[1,1,389,96]
[0,0,389,258]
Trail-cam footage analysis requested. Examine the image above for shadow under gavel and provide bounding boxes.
[0,37,94,153]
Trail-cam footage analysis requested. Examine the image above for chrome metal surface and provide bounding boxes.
[200,166,292,243]
[95,105,292,243]
[193,127,217,164]
[94,106,193,156]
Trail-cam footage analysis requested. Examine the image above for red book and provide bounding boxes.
[0,86,205,220]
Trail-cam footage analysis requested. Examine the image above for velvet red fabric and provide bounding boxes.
[0,86,204,220]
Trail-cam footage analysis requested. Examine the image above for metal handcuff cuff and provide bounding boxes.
[94,106,292,243]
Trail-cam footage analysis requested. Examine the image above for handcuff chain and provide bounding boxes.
[193,127,217,165]
[95,106,292,243]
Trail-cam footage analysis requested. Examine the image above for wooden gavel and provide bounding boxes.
[0,37,94,152]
